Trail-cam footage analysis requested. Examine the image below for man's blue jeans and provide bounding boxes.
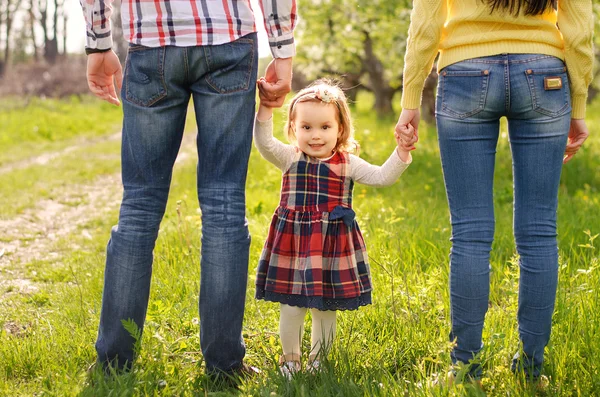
[95,34,258,374]
[435,54,571,378]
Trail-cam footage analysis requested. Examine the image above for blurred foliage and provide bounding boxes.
[295,0,412,108]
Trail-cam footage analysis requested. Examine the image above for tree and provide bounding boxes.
[295,0,412,116]
[0,0,20,74]
[36,0,66,63]
[28,0,39,61]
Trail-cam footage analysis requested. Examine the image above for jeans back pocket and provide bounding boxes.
[525,67,570,117]
[439,69,490,119]
[204,36,256,94]
[124,45,167,107]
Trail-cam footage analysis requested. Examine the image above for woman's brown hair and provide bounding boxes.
[484,0,556,16]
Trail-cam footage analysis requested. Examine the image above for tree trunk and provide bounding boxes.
[62,12,67,55]
[39,0,50,61]
[53,0,59,44]
[421,67,438,124]
[29,0,39,60]
[339,72,363,103]
[362,30,395,116]
[45,38,58,63]
[372,87,395,115]
[0,3,4,56]
[3,0,19,66]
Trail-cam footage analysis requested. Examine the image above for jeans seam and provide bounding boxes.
[462,55,554,64]
[127,43,151,53]
[183,47,189,82]
[505,61,510,112]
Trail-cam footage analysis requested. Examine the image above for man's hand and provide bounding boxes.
[257,57,293,108]
[564,119,589,163]
[87,50,123,106]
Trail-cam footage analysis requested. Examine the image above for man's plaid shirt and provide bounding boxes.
[80,0,297,58]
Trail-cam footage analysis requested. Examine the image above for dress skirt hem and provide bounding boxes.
[256,289,372,311]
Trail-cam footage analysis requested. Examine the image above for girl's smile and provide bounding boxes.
[292,101,342,159]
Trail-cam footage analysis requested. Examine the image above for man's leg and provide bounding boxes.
[95,45,190,370]
[188,33,258,373]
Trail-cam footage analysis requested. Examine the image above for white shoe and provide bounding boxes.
[306,358,321,374]
[278,354,301,380]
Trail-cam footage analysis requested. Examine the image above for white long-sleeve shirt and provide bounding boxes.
[254,118,411,188]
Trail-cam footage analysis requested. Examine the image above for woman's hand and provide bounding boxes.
[564,119,589,163]
[396,108,421,143]
[395,123,417,162]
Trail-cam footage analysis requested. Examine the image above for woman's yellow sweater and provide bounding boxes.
[401,0,594,118]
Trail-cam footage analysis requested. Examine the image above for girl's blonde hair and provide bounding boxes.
[284,79,359,154]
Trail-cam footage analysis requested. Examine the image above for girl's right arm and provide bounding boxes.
[254,104,297,172]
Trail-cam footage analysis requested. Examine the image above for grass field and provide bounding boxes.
[0,93,598,396]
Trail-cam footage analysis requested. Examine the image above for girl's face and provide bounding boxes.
[292,101,342,159]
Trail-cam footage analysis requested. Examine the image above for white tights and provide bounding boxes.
[279,303,337,361]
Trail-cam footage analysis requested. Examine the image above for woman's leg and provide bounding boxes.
[435,57,506,377]
[507,114,569,377]
[309,309,337,361]
[437,113,499,376]
[506,54,571,378]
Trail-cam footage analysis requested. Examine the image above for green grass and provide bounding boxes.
[0,94,599,396]
[0,139,121,218]
[0,96,123,166]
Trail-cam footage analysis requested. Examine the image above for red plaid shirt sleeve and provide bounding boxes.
[259,0,298,58]
[80,0,114,50]
[80,0,296,55]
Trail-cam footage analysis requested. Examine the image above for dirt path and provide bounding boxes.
[0,132,121,175]
[0,132,197,294]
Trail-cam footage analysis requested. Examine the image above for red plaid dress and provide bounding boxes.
[255,151,372,310]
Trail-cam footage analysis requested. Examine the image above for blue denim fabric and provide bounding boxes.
[435,54,571,378]
[95,33,258,374]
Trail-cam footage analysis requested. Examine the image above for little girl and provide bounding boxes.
[253,79,416,377]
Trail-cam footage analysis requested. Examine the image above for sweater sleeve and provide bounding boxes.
[401,0,448,109]
[557,0,594,119]
[349,150,411,188]
[253,117,296,172]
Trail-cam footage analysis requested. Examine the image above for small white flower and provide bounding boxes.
[316,87,337,103]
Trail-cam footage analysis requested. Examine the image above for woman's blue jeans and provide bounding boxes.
[95,34,258,374]
[435,54,571,378]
